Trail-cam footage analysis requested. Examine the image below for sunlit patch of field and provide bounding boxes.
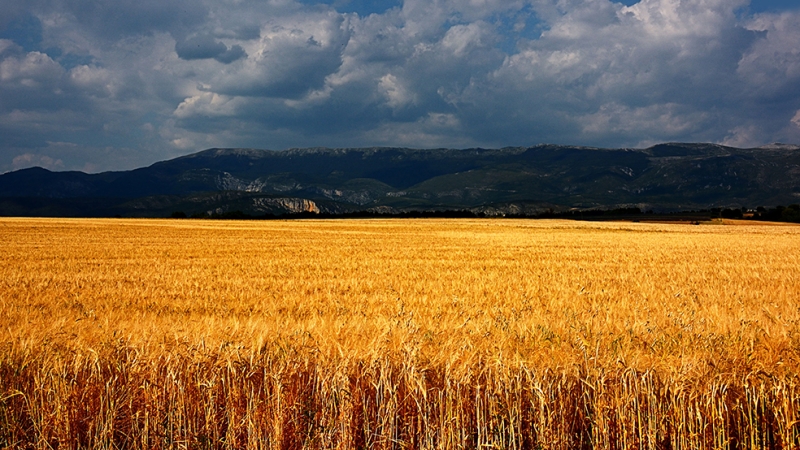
[1,217,799,449]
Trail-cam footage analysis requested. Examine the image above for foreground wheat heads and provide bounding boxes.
[1,218,799,449]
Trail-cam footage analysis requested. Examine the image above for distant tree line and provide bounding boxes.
[171,209,483,220]
[705,205,800,223]
[170,206,654,221]
[748,205,800,223]
[169,204,800,223]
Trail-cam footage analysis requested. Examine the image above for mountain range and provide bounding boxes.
[1,143,799,217]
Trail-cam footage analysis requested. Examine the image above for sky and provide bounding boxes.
[1,0,799,173]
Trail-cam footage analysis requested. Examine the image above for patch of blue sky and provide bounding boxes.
[0,13,42,52]
[301,0,402,16]
[0,13,95,69]
[56,53,96,70]
[747,0,800,13]
[493,4,545,55]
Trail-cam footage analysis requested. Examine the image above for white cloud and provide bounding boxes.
[440,22,495,57]
[11,153,64,171]
[619,0,748,39]
[738,11,800,97]
[0,39,20,55]
[379,73,416,108]
[204,11,350,99]
[68,65,114,97]
[0,51,63,86]
[581,102,707,137]
[721,125,762,148]
[173,92,244,119]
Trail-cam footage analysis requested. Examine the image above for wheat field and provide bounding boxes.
[1,217,799,449]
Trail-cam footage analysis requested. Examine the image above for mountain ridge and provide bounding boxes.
[2,143,799,217]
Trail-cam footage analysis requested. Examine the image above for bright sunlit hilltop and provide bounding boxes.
[2,218,799,448]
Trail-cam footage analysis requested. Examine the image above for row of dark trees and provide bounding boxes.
[170,209,483,220]
[171,207,656,221]
[748,205,800,222]
[170,205,800,223]
[714,205,800,223]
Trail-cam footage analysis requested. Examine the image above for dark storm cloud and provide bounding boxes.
[215,45,247,64]
[53,0,208,39]
[2,0,800,173]
[175,36,228,60]
[175,35,247,63]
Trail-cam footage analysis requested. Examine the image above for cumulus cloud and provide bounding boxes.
[379,73,416,109]
[580,103,709,140]
[11,152,64,171]
[440,22,497,57]
[738,11,800,98]
[0,49,63,87]
[206,12,350,99]
[2,0,800,173]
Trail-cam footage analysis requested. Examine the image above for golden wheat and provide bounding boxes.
[1,217,799,449]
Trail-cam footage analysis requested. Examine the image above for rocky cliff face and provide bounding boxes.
[251,197,319,214]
